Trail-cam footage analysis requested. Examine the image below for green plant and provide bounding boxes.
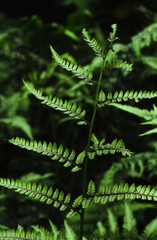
[1,24,157,240]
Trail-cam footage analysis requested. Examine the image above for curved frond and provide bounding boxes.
[88,133,133,159]
[107,209,119,237]
[105,60,133,72]
[98,90,157,107]
[91,183,157,205]
[9,137,85,172]
[0,178,74,213]
[132,23,157,57]
[23,80,88,126]
[108,24,119,50]
[82,28,104,58]
[50,45,93,84]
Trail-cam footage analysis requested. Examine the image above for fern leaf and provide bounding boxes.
[82,28,104,58]
[122,202,138,239]
[50,45,93,84]
[132,23,157,57]
[91,183,157,205]
[107,209,119,238]
[108,24,119,47]
[142,218,157,239]
[105,59,133,72]
[23,80,88,125]
[9,137,84,172]
[0,178,75,214]
[0,226,53,240]
[64,220,77,240]
[98,90,157,106]
[88,134,133,159]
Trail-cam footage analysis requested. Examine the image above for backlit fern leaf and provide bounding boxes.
[90,183,157,205]
[50,45,93,84]
[105,60,133,72]
[98,90,157,107]
[0,226,53,240]
[87,133,132,159]
[9,137,85,172]
[23,80,88,125]
[82,28,104,58]
[0,178,74,213]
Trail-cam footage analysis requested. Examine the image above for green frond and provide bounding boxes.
[98,90,157,107]
[9,137,85,172]
[108,24,119,46]
[91,183,157,205]
[87,180,96,196]
[0,178,74,213]
[122,202,138,239]
[108,103,157,136]
[88,133,133,159]
[82,28,104,58]
[50,45,93,84]
[23,80,88,125]
[132,23,157,57]
[105,60,133,72]
[107,209,119,237]
[142,218,157,239]
[0,226,53,240]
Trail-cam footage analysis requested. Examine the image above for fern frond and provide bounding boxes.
[0,178,75,214]
[82,28,104,58]
[0,228,52,240]
[88,133,133,159]
[142,217,157,239]
[90,183,157,205]
[50,45,93,84]
[122,202,138,239]
[132,23,157,57]
[107,209,119,237]
[98,90,157,107]
[23,80,88,125]
[0,226,53,240]
[9,137,85,172]
[105,60,133,72]
[108,24,119,44]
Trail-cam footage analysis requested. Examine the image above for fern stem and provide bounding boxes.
[79,45,111,240]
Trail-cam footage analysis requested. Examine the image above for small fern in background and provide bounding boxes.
[0,24,157,240]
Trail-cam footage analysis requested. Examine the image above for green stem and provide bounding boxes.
[79,46,111,240]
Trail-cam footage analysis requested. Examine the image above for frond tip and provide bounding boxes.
[23,80,88,125]
[50,45,93,84]
[98,90,157,107]
[82,28,104,58]
[87,133,133,159]
[9,137,85,172]
[105,59,133,72]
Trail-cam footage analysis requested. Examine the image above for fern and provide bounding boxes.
[91,183,157,205]
[50,45,93,85]
[98,90,157,106]
[0,178,76,214]
[9,137,85,172]
[132,23,157,57]
[142,218,157,239]
[87,133,133,159]
[82,28,104,58]
[107,209,119,239]
[105,59,133,72]
[0,227,53,240]
[122,202,138,239]
[23,80,88,125]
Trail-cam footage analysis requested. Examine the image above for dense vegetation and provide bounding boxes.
[0,1,157,239]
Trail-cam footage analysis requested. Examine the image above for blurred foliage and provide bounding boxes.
[0,0,157,239]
